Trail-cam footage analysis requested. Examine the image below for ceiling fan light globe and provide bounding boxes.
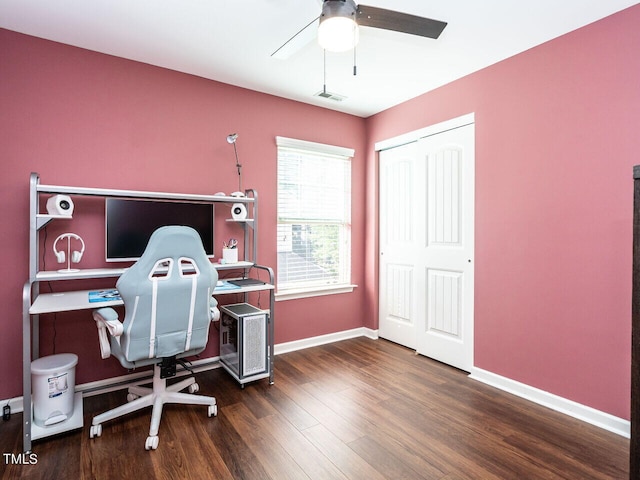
[318,17,359,52]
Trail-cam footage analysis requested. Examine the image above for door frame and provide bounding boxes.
[375,113,475,152]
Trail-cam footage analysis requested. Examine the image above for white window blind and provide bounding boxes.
[276,137,353,295]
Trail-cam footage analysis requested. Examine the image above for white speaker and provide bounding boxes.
[46,195,74,217]
[231,203,247,220]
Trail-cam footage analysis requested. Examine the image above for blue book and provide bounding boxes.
[214,281,241,291]
[89,289,121,303]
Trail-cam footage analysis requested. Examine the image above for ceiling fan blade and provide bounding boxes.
[271,16,320,59]
[356,4,447,39]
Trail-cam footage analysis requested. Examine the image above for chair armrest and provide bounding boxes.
[93,307,123,359]
[209,297,220,322]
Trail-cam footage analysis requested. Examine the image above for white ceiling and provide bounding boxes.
[1,0,638,117]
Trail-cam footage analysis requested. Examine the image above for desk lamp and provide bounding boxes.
[226,133,247,220]
[226,133,243,196]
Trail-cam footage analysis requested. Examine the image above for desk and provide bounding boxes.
[23,174,273,453]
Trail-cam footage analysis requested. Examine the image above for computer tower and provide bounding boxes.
[219,303,269,384]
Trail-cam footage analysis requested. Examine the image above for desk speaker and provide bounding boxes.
[231,203,247,220]
[46,195,74,217]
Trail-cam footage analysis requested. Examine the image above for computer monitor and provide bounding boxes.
[105,198,215,262]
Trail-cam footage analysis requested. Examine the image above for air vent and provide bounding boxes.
[314,91,346,102]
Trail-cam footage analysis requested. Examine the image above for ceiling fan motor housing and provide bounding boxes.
[321,0,357,21]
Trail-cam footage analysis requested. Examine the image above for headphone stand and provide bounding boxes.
[57,234,81,273]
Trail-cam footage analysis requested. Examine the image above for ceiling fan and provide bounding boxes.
[272,0,447,59]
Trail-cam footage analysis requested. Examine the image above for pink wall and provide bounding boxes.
[0,29,367,399]
[1,4,637,422]
[365,5,640,419]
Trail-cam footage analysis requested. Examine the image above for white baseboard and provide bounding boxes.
[274,327,378,355]
[469,367,630,438]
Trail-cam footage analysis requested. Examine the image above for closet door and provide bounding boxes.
[415,124,474,371]
[379,141,420,349]
[379,120,474,372]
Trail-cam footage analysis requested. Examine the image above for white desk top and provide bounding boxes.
[29,282,274,314]
[30,290,123,314]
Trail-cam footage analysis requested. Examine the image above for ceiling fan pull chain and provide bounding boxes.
[323,48,327,94]
[353,45,357,76]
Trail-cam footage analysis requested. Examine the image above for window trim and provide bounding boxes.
[275,284,358,302]
[276,136,355,158]
[276,136,355,299]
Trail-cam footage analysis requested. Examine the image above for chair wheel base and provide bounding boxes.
[208,404,217,417]
[145,435,159,450]
[89,424,102,439]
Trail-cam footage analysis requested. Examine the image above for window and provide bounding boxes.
[276,136,355,300]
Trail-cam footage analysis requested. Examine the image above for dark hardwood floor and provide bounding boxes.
[1,338,629,479]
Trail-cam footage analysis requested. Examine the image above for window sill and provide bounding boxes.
[275,284,357,301]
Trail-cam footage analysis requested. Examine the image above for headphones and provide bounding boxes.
[53,233,85,264]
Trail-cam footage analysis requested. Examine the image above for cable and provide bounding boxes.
[249,266,264,309]
[42,226,48,270]
[52,313,57,355]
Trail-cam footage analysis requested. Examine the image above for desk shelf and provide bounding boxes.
[35,183,256,205]
[35,214,71,230]
[30,281,275,314]
[226,219,255,224]
[22,173,275,453]
[36,268,127,282]
[35,262,257,282]
[214,261,255,270]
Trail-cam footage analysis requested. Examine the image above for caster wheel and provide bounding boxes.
[208,404,217,417]
[145,435,159,450]
[127,393,139,402]
[189,383,199,394]
[90,424,102,439]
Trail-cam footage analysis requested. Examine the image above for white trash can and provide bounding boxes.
[31,353,78,427]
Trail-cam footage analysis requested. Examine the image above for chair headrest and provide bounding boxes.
[142,225,208,261]
[118,226,213,287]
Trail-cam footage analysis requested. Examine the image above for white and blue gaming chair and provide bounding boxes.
[90,226,220,450]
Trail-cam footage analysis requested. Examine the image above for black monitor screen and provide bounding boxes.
[105,198,214,262]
